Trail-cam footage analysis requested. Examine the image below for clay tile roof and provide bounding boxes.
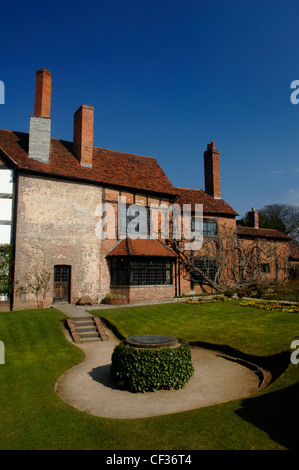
[106,238,177,257]
[0,129,177,197]
[174,187,238,216]
[237,226,291,240]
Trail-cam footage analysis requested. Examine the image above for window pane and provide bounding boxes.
[111,258,129,285]
[193,258,216,284]
[131,257,173,286]
[203,221,216,236]
[111,257,173,286]
[191,218,216,236]
[261,263,270,273]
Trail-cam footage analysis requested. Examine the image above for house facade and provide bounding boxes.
[0,68,291,309]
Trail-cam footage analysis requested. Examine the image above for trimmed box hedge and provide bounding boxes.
[110,339,194,393]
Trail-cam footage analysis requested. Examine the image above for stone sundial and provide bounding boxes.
[125,334,180,349]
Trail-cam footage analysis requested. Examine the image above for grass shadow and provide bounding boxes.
[189,341,290,385]
[235,382,299,450]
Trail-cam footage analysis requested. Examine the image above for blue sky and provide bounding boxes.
[1,0,299,218]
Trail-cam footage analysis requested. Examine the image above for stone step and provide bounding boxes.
[73,318,97,329]
[74,321,96,327]
[76,326,98,333]
[77,329,101,342]
[73,317,95,323]
[79,336,101,343]
[66,316,109,343]
[79,331,100,339]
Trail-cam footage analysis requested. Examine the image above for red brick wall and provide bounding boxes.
[110,285,175,303]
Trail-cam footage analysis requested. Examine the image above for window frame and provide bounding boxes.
[191,216,217,237]
[191,257,217,285]
[110,256,173,286]
[118,203,149,239]
[261,263,270,274]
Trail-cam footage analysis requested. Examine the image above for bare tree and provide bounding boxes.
[16,269,51,308]
[168,223,290,291]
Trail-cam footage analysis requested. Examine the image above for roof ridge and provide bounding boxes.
[0,129,162,161]
[126,237,133,256]
[238,226,283,232]
[175,186,204,192]
[105,239,124,256]
[0,129,177,196]
[93,146,157,160]
[237,225,291,239]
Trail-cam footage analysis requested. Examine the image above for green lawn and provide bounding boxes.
[0,303,298,450]
[265,292,299,302]
[93,300,299,357]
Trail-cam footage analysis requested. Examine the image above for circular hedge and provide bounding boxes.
[110,339,194,393]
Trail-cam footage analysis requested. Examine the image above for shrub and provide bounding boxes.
[225,290,234,298]
[110,339,194,393]
[0,244,13,296]
[243,288,252,297]
[237,289,252,298]
[105,293,126,298]
[255,288,265,299]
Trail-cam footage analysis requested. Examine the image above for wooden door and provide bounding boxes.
[54,265,71,303]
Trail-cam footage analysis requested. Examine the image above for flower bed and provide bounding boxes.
[186,297,232,305]
[239,300,299,314]
[103,294,128,305]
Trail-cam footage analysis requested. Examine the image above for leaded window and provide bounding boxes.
[110,257,173,286]
[131,258,172,285]
[191,217,216,236]
[110,258,130,286]
[261,263,270,273]
[192,258,217,284]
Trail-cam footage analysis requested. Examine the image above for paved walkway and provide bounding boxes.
[53,303,93,318]
[54,303,270,420]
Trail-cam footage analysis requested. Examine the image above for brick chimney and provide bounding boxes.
[34,68,52,117]
[204,142,221,199]
[28,68,52,163]
[73,105,94,167]
[248,208,259,229]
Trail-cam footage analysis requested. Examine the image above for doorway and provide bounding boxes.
[54,265,71,303]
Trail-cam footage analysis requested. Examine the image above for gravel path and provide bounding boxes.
[55,333,269,419]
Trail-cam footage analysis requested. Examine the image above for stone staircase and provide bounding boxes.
[66,316,109,343]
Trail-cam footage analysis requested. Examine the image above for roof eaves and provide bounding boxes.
[0,146,18,168]
[237,226,291,240]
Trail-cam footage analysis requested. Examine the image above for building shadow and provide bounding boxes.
[235,382,299,449]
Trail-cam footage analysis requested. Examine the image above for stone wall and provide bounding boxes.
[13,174,102,309]
[28,116,51,163]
